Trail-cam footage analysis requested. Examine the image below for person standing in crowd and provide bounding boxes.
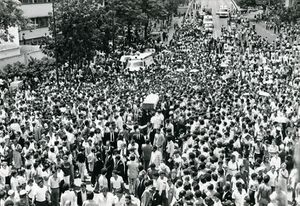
[60,184,77,206]
[0,6,299,206]
[127,155,139,195]
[15,190,28,206]
[277,163,288,193]
[77,183,87,206]
[98,168,108,192]
[257,175,272,206]
[76,148,86,182]
[110,170,124,193]
[91,153,103,187]
[142,140,152,170]
[141,180,153,206]
[61,155,72,185]
[96,187,114,206]
[32,178,50,206]
[48,170,61,206]
[82,191,97,206]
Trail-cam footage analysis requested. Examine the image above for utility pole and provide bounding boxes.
[52,0,60,89]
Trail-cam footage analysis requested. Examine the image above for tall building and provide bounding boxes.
[19,0,52,45]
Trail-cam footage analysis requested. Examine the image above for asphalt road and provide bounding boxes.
[201,0,234,38]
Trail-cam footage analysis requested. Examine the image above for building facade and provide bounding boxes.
[19,0,52,45]
[285,0,300,7]
[18,0,106,45]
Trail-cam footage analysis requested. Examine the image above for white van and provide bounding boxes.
[125,52,154,72]
[217,6,229,18]
[203,15,213,25]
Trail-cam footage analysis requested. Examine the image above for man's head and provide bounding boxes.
[102,187,108,196]
[124,194,132,205]
[86,191,94,200]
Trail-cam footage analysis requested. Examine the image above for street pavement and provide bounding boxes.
[198,0,278,41]
[201,0,234,38]
[243,11,278,42]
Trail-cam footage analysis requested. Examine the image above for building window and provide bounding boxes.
[25,17,50,29]
[35,17,50,28]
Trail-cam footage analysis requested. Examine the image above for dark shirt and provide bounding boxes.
[77,152,86,163]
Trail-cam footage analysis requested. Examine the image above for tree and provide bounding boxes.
[108,0,144,45]
[0,0,26,43]
[43,0,107,71]
[237,0,257,8]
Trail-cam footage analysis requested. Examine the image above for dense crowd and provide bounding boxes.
[0,5,300,206]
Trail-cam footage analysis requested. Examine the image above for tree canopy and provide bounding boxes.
[0,0,26,43]
[43,0,181,71]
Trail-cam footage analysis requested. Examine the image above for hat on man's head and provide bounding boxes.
[7,190,14,196]
[19,190,27,196]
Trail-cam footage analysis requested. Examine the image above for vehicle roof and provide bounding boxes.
[138,52,154,59]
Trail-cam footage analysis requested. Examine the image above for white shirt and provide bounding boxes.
[151,115,162,129]
[98,175,108,189]
[34,186,48,202]
[26,184,37,199]
[48,152,57,163]
[48,175,61,189]
[232,189,247,206]
[60,190,77,206]
[156,177,169,195]
[270,156,281,170]
[95,192,115,206]
[267,170,278,187]
[110,176,124,190]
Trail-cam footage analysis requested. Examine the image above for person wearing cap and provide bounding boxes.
[15,190,28,206]
[5,190,16,204]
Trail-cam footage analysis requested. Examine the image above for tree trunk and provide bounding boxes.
[127,22,132,46]
[144,19,149,39]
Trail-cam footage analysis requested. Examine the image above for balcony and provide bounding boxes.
[19,27,49,41]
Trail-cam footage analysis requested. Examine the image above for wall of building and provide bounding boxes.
[19,2,52,44]
[21,3,52,18]
[0,46,46,70]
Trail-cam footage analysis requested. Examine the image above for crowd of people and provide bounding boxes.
[0,4,300,206]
